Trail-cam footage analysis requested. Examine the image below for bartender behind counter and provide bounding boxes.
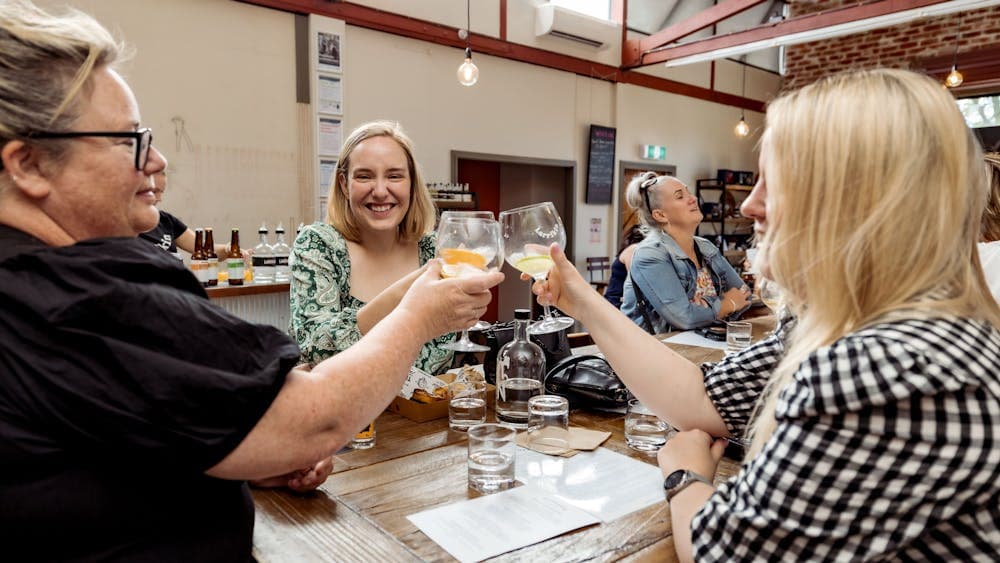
[140,170,231,259]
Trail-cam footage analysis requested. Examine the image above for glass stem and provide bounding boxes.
[542,304,554,320]
[458,329,472,342]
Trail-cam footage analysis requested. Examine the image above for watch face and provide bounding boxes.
[663,469,687,490]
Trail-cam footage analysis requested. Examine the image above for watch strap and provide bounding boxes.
[664,470,713,501]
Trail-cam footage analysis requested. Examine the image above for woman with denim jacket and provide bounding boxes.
[620,173,750,332]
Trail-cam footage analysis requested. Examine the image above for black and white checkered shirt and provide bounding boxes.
[694,315,1000,561]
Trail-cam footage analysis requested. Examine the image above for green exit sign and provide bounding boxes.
[642,144,667,160]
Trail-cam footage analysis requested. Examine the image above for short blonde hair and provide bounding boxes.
[982,153,1000,242]
[747,69,1000,457]
[325,120,435,243]
[0,0,124,169]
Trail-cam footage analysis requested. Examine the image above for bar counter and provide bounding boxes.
[207,282,290,330]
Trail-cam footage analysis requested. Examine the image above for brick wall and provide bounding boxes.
[783,2,1000,90]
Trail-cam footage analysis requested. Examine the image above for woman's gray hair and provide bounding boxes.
[0,0,125,170]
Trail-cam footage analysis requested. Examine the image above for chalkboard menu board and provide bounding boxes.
[586,125,616,204]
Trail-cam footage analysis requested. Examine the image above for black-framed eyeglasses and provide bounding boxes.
[28,128,153,170]
[639,175,657,214]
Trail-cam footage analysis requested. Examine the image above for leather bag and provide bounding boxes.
[544,354,632,409]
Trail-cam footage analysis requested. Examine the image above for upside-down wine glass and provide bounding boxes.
[438,210,496,333]
[436,216,502,352]
[499,202,575,335]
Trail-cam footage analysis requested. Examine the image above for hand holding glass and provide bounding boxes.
[499,202,575,335]
[436,216,502,352]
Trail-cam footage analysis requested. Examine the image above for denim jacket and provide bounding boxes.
[621,230,747,332]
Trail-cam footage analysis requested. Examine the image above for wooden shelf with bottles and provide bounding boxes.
[432,189,479,211]
[695,178,755,266]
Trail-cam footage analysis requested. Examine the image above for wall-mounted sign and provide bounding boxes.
[642,144,667,160]
[586,124,616,204]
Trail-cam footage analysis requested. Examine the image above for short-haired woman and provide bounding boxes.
[290,120,454,372]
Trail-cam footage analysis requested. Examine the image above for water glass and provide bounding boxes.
[448,380,487,431]
[350,420,376,449]
[624,399,673,452]
[726,321,753,354]
[526,395,570,453]
[467,424,517,494]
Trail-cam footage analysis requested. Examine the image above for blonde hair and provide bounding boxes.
[747,69,1000,458]
[325,120,435,243]
[625,171,682,229]
[982,153,1000,242]
[0,0,124,169]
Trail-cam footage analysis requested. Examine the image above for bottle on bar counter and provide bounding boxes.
[204,227,219,287]
[495,308,545,428]
[192,228,208,287]
[227,228,244,286]
[272,223,290,282]
[252,222,275,284]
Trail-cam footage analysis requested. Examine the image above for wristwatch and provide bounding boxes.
[663,469,713,501]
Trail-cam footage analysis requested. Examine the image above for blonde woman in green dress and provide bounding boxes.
[290,121,455,372]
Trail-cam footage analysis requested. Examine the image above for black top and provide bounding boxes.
[139,209,188,253]
[603,257,628,309]
[0,225,300,562]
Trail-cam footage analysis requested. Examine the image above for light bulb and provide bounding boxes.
[735,117,750,138]
[945,66,964,88]
[457,47,478,87]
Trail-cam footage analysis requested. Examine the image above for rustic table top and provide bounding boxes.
[251,315,776,562]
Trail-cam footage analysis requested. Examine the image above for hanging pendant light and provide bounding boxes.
[945,13,964,89]
[735,61,750,138]
[457,0,478,86]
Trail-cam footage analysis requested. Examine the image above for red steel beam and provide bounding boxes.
[631,0,953,68]
[623,0,766,68]
[235,0,764,112]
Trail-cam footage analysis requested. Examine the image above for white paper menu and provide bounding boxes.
[407,484,599,563]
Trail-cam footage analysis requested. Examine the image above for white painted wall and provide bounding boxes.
[33,0,773,271]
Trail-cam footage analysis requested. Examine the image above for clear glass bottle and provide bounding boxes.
[252,222,275,284]
[272,223,291,282]
[495,309,545,428]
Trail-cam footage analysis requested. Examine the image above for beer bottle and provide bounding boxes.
[227,228,244,286]
[204,227,219,287]
[192,228,208,287]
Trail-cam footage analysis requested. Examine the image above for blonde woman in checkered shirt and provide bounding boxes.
[532,69,999,561]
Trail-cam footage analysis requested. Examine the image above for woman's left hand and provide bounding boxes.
[657,429,727,479]
[249,457,334,492]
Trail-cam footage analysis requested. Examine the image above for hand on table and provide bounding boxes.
[250,456,334,492]
[657,429,727,480]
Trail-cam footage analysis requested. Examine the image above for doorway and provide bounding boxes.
[453,151,575,323]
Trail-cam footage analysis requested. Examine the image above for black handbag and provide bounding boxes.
[544,354,632,409]
[482,321,572,384]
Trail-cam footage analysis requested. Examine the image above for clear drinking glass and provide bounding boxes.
[757,277,781,313]
[436,216,502,352]
[448,379,487,431]
[498,202,575,335]
[467,424,517,494]
[438,210,496,334]
[725,321,753,354]
[526,395,570,453]
[624,399,673,452]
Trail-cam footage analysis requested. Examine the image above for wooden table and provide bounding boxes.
[251,316,776,562]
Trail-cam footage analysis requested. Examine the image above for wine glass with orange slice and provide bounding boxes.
[438,211,496,332]
[436,216,502,352]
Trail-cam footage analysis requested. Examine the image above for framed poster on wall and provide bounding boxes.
[586,125,616,204]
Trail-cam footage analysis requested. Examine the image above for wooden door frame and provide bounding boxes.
[451,150,577,262]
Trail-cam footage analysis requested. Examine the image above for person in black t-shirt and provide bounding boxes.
[139,170,231,258]
[0,3,503,561]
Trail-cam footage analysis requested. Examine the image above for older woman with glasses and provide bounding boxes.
[620,172,750,332]
[0,2,501,560]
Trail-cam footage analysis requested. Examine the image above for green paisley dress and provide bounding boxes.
[289,222,455,373]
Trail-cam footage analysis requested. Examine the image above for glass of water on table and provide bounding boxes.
[467,424,517,494]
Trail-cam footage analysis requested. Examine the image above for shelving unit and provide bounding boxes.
[695,179,754,266]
